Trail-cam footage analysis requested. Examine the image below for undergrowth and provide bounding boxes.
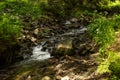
[0,1,120,78]
[88,16,115,52]
[2,0,43,20]
[0,13,22,44]
[88,15,120,79]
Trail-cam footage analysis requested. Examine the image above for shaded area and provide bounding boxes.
[0,53,108,80]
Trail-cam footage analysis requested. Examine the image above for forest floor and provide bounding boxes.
[0,19,113,80]
[0,53,110,80]
[1,1,120,80]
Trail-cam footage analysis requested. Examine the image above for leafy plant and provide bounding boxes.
[2,0,42,20]
[110,75,120,80]
[0,13,22,64]
[88,13,120,80]
[109,58,120,77]
[0,13,22,44]
[97,51,120,74]
[112,14,120,31]
[97,60,110,74]
[88,17,115,52]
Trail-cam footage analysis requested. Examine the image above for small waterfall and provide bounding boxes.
[21,27,87,63]
[30,27,87,61]
[31,45,51,60]
[18,45,51,65]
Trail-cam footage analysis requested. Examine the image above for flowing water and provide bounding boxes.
[13,27,88,67]
[29,27,87,61]
[0,27,88,80]
[31,45,50,60]
[20,27,87,62]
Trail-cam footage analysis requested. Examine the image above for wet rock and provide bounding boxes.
[52,39,74,57]
[70,18,78,23]
[31,37,37,43]
[34,28,39,35]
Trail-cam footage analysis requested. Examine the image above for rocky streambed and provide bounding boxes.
[0,19,106,80]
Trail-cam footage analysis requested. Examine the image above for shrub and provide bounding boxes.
[97,51,120,74]
[41,0,84,19]
[0,13,22,65]
[41,0,66,19]
[109,58,120,77]
[88,16,120,79]
[112,14,120,31]
[0,13,22,44]
[2,0,42,20]
[110,75,120,80]
[88,17,115,52]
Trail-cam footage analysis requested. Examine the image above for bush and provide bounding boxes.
[88,16,120,79]
[40,0,66,19]
[97,51,120,74]
[112,15,120,31]
[41,0,83,19]
[109,58,120,77]
[0,13,22,65]
[0,13,22,44]
[88,17,115,51]
[110,75,120,80]
[2,0,42,20]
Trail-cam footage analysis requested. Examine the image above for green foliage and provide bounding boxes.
[93,0,120,13]
[40,0,66,18]
[41,0,83,19]
[0,13,22,44]
[109,56,120,79]
[87,9,120,79]
[97,51,119,74]
[97,60,110,74]
[112,14,120,30]
[2,0,42,20]
[73,10,94,18]
[110,75,120,80]
[109,58,120,77]
[88,17,115,51]
[0,13,22,64]
[72,9,100,25]
[76,0,120,13]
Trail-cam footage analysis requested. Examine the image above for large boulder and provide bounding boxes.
[52,39,74,57]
